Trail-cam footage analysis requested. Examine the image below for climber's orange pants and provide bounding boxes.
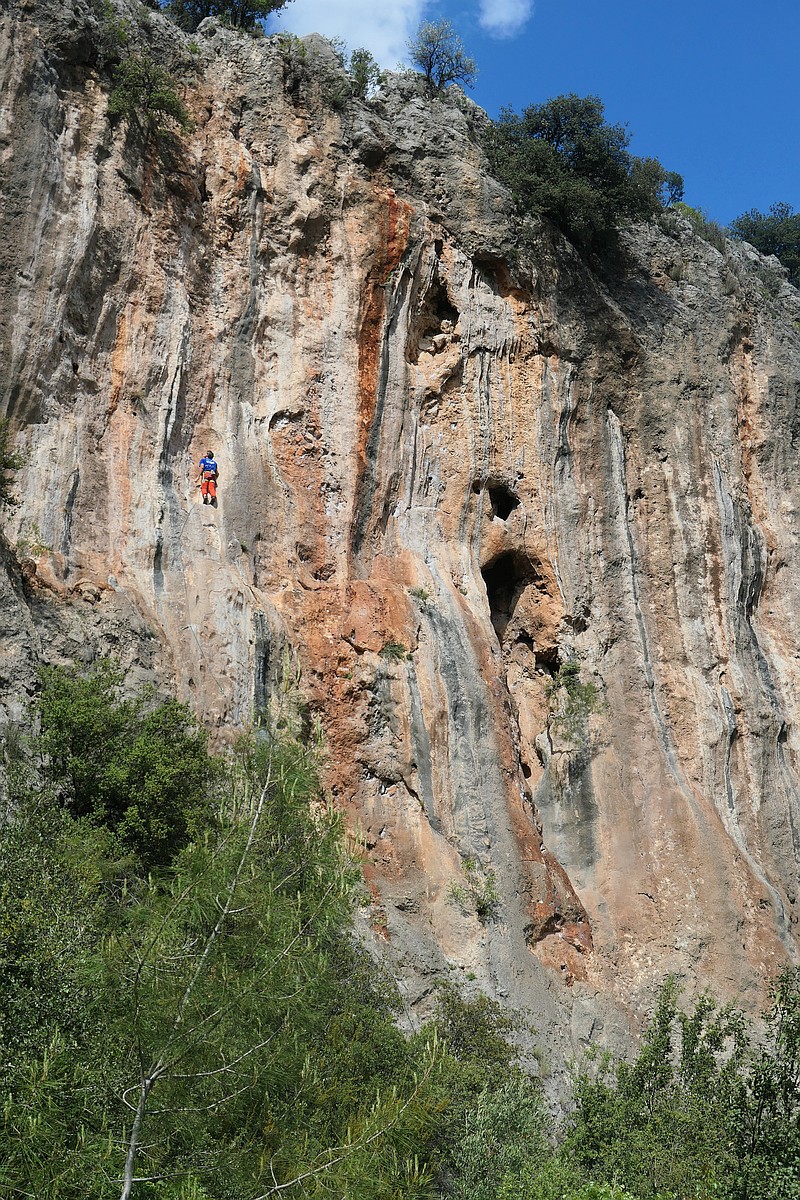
[201,474,217,499]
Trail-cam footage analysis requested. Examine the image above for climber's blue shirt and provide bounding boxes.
[199,457,218,474]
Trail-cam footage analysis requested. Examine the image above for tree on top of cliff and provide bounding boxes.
[108,53,191,134]
[484,94,683,255]
[730,202,800,287]
[407,19,477,95]
[166,0,292,33]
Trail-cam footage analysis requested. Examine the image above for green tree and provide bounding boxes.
[166,0,291,34]
[566,977,749,1198]
[737,967,800,1200]
[629,156,684,209]
[407,19,477,94]
[729,202,800,287]
[0,799,128,1198]
[447,1075,551,1200]
[109,54,191,134]
[348,47,383,99]
[0,682,445,1199]
[36,661,214,866]
[484,94,683,254]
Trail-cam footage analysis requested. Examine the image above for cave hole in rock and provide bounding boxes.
[425,274,458,331]
[534,647,561,676]
[488,482,519,521]
[473,477,520,521]
[482,550,539,643]
[408,270,459,362]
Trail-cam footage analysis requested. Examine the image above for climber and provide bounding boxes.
[196,450,219,505]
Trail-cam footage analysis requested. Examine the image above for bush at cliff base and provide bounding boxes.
[1,664,799,1198]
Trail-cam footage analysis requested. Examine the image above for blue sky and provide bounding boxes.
[267,1,800,226]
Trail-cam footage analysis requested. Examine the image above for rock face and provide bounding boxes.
[3,0,800,1056]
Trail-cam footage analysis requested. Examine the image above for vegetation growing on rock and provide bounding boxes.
[166,0,290,33]
[108,53,191,133]
[1,667,800,1198]
[730,202,800,287]
[483,94,684,255]
[407,19,478,95]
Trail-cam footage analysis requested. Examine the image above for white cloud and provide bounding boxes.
[268,0,428,68]
[477,0,534,38]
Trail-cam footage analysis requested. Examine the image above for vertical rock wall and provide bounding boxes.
[3,0,800,1053]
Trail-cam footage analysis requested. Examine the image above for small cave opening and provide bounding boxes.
[473,477,520,521]
[408,270,460,363]
[488,482,520,521]
[481,550,538,643]
[424,274,458,332]
[534,647,561,676]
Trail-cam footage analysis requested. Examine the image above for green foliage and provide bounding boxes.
[347,46,383,99]
[407,19,477,95]
[109,53,191,134]
[14,521,52,557]
[446,1075,551,1200]
[567,977,752,1199]
[0,417,24,509]
[737,966,800,1199]
[379,640,410,661]
[0,682,446,1198]
[6,664,800,1200]
[672,201,728,253]
[166,0,290,34]
[546,660,603,746]
[629,156,684,208]
[729,202,800,287]
[35,661,214,866]
[484,94,683,255]
[91,0,131,70]
[433,983,519,1073]
[0,801,129,1197]
[447,855,500,921]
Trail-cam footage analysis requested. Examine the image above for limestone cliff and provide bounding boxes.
[3,0,800,1056]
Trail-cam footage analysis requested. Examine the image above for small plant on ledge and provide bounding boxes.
[379,641,409,662]
[448,855,500,922]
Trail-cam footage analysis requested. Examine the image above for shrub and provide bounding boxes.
[729,202,800,286]
[36,661,215,866]
[448,855,500,921]
[379,640,409,661]
[546,660,603,746]
[672,201,728,253]
[348,46,383,99]
[166,0,290,33]
[91,0,130,70]
[14,522,51,558]
[108,53,191,134]
[484,94,683,255]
